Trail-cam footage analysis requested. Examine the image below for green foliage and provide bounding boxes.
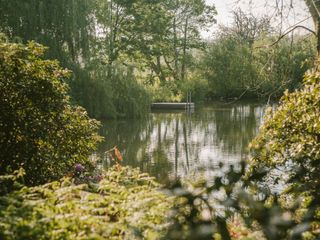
[201,12,316,100]
[165,162,319,239]
[249,64,320,201]
[0,168,25,195]
[164,162,305,240]
[0,0,93,62]
[180,76,209,103]
[95,0,216,98]
[70,64,151,119]
[0,166,172,240]
[0,0,217,108]
[253,36,316,95]
[0,0,151,120]
[164,65,320,239]
[0,38,102,185]
[109,68,151,119]
[203,37,257,99]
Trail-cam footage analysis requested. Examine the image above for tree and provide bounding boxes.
[203,36,257,98]
[263,0,320,55]
[168,0,216,84]
[304,0,320,53]
[0,0,94,63]
[201,9,315,100]
[219,8,271,47]
[0,37,102,185]
[0,0,151,120]
[95,0,216,93]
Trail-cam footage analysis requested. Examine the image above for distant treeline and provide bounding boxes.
[188,10,316,102]
[0,1,316,118]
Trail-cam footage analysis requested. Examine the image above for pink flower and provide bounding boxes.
[75,164,85,172]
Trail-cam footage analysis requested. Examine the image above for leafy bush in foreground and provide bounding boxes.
[0,36,102,185]
[165,162,319,240]
[0,166,172,240]
[165,64,320,239]
[249,65,320,215]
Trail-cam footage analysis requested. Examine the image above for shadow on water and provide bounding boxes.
[97,101,268,183]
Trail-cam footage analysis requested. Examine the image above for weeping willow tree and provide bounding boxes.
[0,0,151,119]
[0,0,93,63]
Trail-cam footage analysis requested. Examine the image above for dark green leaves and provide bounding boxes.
[0,38,102,185]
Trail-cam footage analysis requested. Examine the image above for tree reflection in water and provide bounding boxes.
[97,102,267,183]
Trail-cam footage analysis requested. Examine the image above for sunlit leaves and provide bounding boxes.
[247,64,320,238]
[0,38,102,185]
[0,166,172,240]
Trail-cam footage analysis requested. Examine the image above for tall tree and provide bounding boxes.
[173,0,216,83]
[0,0,94,63]
[95,0,216,90]
[0,0,151,119]
[304,0,320,53]
[220,9,271,47]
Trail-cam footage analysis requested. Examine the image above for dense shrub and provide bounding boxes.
[202,35,315,100]
[0,166,172,240]
[69,63,151,120]
[181,69,209,103]
[202,37,257,99]
[0,37,102,185]
[164,162,304,240]
[248,65,320,218]
[164,64,320,239]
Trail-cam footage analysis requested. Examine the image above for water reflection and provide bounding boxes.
[97,102,267,183]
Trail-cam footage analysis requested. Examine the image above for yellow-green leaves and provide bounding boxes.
[0,38,102,185]
[0,167,172,240]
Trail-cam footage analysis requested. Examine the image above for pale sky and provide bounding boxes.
[203,0,314,38]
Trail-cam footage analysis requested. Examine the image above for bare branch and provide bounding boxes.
[310,0,320,18]
[255,25,316,49]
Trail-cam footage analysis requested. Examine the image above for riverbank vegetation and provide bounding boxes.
[0,166,172,240]
[201,14,316,100]
[0,37,102,185]
[0,1,315,118]
[165,66,320,239]
[1,0,320,239]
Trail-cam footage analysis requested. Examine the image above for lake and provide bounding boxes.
[97,101,268,183]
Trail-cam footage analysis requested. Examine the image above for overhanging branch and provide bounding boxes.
[255,25,316,49]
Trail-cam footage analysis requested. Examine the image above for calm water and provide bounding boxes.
[97,102,268,183]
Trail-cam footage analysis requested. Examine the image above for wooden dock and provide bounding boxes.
[151,102,195,110]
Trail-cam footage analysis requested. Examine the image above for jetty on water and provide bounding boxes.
[151,92,194,110]
[151,102,195,110]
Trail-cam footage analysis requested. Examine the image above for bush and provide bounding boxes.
[202,34,315,100]
[247,64,320,238]
[0,166,172,240]
[203,37,257,99]
[70,64,151,119]
[164,64,320,240]
[181,70,209,103]
[0,37,102,185]
[249,65,320,198]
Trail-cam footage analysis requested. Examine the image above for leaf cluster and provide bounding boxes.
[164,64,320,239]
[0,37,102,185]
[0,166,172,240]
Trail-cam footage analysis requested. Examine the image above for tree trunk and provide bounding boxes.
[108,0,114,77]
[317,19,320,55]
[304,0,320,55]
[181,17,188,82]
[173,16,179,78]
